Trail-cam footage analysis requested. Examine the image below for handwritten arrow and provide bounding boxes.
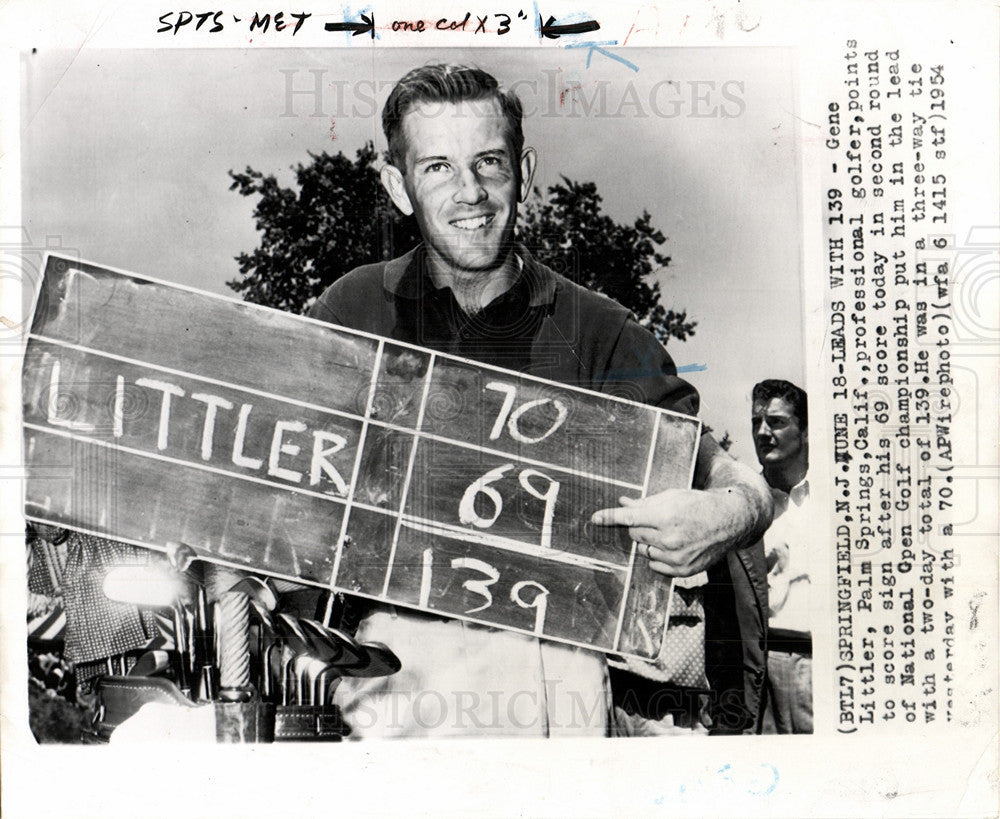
[324,13,375,38]
[539,15,600,39]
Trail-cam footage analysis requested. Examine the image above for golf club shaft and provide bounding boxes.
[172,606,192,696]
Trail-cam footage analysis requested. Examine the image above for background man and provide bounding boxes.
[309,64,772,737]
[751,379,812,733]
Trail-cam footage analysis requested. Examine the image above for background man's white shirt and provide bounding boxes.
[764,478,811,636]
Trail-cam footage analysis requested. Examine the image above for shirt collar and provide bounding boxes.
[383,243,558,308]
[763,474,810,507]
[789,477,810,506]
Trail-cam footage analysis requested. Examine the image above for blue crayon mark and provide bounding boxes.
[338,4,379,41]
[590,338,706,383]
[565,41,639,72]
[670,762,779,804]
[747,763,779,796]
[597,362,707,382]
[593,363,707,395]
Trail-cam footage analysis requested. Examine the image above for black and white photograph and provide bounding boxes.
[1,3,997,817]
[15,45,804,743]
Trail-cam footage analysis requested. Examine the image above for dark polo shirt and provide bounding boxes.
[308,244,700,418]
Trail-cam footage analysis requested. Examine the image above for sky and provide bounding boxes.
[21,46,804,464]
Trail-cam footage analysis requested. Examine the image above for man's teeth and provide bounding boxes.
[451,215,491,230]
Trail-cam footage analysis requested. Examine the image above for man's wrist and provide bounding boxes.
[708,475,773,551]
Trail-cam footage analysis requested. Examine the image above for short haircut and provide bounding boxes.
[382,64,525,172]
[752,379,808,430]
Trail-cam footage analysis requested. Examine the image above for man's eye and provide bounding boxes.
[477,156,507,176]
[424,162,450,174]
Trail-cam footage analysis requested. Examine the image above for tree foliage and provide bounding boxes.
[518,178,696,345]
[228,145,696,346]
[227,144,420,313]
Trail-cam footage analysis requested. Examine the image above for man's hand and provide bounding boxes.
[590,435,773,578]
[590,488,756,577]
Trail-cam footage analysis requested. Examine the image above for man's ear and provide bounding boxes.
[380,165,414,216]
[518,147,538,202]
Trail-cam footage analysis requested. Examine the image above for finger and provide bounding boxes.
[634,543,672,567]
[590,496,641,524]
[644,544,667,564]
[590,506,636,527]
[647,558,680,578]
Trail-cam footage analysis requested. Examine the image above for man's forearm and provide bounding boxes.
[695,433,774,550]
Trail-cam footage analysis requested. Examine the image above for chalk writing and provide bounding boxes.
[23,257,700,659]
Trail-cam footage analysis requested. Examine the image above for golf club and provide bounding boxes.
[166,542,218,701]
[300,619,365,668]
[292,653,316,705]
[302,658,330,706]
[313,665,344,707]
[275,614,317,706]
[352,641,403,678]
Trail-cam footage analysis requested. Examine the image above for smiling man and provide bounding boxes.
[751,379,813,734]
[309,64,772,737]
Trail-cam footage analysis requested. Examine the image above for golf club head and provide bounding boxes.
[298,619,344,664]
[165,541,199,575]
[342,642,402,678]
[275,613,315,656]
[326,626,368,669]
[301,620,366,668]
[249,599,278,634]
[228,576,279,612]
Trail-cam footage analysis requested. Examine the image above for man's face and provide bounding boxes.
[382,98,535,277]
[752,397,807,468]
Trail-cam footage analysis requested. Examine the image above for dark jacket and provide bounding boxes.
[704,543,769,733]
